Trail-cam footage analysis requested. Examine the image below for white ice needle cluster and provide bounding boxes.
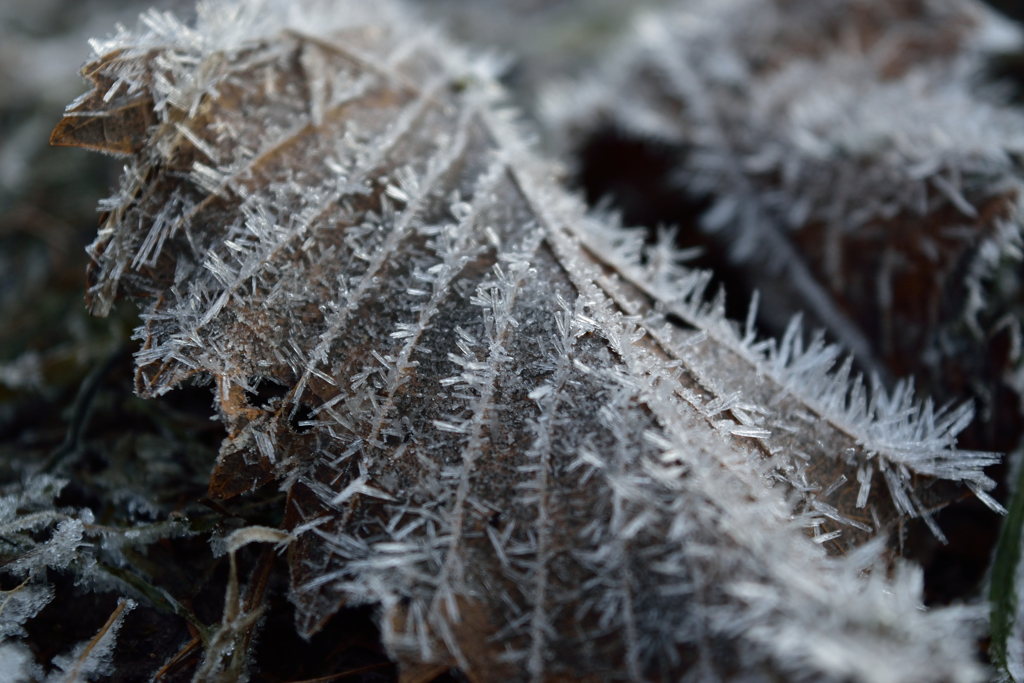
[52,0,1004,679]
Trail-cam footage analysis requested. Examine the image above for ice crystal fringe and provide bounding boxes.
[50,0,1003,679]
[573,214,1003,507]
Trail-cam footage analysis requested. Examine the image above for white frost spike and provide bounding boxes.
[55,0,997,680]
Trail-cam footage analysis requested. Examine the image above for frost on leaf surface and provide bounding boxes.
[54,0,996,680]
[544,0,1024,399]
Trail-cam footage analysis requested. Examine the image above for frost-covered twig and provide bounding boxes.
[47,599,135,683]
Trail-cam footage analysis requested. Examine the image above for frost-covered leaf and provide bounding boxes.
[54,1,1001,680]
[544,0,1024,394]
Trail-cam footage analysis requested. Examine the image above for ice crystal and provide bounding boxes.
[0,476,83,576]
[0,477,79,657]
[51,0,1003,679]
[0,640,40,683]
[0,583,54,639]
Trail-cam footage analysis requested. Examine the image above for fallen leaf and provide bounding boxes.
[54,1,1001,680]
